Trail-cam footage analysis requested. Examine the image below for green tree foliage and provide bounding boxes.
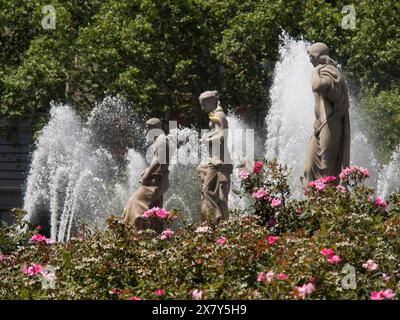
[359,86,400,162]
[0,0,399,155]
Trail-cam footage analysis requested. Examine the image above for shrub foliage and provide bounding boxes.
[1,160,399,300]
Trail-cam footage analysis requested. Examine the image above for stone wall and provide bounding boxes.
[0,120,32,225]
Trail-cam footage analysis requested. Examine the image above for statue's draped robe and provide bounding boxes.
[304,63,350,182]
[123,134,169,230]
[201,162,232,222]
[199,108,233,222]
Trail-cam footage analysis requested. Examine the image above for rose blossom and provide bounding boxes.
[143,207,157,218]
[251,189,269,200]
[154,288,165,296]
[216,236,227,245]
[192,289,203,300]
[277,273,288,281]
[160,229,174,240]
[374,197,387,210]
[370,291,383,300]
[143,207,170,219]
[339,166,369,181]
[266,235,277,245]
[253,161,264,174]
[257,272,265,282]
[270,198,282,208]
[264,271,275,284]
[370,289,395,300]
[129,296,142,300]
[362,259,378,271]
[156,208,169,219]
[320,248,335,259]
[239,170,250,180]
[381,289,395,299]
[336,185,347,193]
[327,255,341,265]
[294,283,315,299]
[30,234,55,244]
[22,263,43,276]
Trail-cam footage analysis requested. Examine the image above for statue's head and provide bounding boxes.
[307,42,329,67]
[146,118,162,131]
[199,90,219,113]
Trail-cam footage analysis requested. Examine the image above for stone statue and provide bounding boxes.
[304,42,350,183]
[123,118,169,231]
[197,91,233,223]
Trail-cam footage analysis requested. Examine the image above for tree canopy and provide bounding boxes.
[1,0,399,157]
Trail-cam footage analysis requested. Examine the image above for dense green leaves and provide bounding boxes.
[0,0,399,156]
[1,162,400,299]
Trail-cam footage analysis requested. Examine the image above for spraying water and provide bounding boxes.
[23,98,146,241]
[265,36,380,196]
[23,96,250,238]
[377,145,400,198]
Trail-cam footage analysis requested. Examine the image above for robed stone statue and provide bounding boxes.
[304,42,350,183]
[123,118,169,230]
[197,91,233,223]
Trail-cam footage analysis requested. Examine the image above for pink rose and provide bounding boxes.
[320,248,335,259]
[129,296,142,300]
[374,197,387,210]
[253,161,264,174]
[31,234,54,244]
[22,263,43,276]
[266,235,277,245]
[191,289,203,300]
[251,189,269,200]
[154,288,165,296]
[370,291,383,300]
[293,282,315,299]
[362,259,378,272]
[327,255,341,265]
[216,236,227,246]
[381,289,395,299]
[257,272,265,282]
[336,185,347,193]
[270,198,282,208]
[143,207,157,218]
[239,170,250,180]
[160,228,174,240]
[110,288,120,295]
[370,289,394,300]
[277,273,288,281]
[156,208,169,219]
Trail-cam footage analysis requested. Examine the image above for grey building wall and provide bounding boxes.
[0,120,32,225]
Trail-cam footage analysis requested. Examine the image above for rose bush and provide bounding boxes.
[0,160,399,300]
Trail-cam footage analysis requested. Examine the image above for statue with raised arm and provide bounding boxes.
[303,42,350,183]
[197,91,233,223]
[123,118,169,231]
